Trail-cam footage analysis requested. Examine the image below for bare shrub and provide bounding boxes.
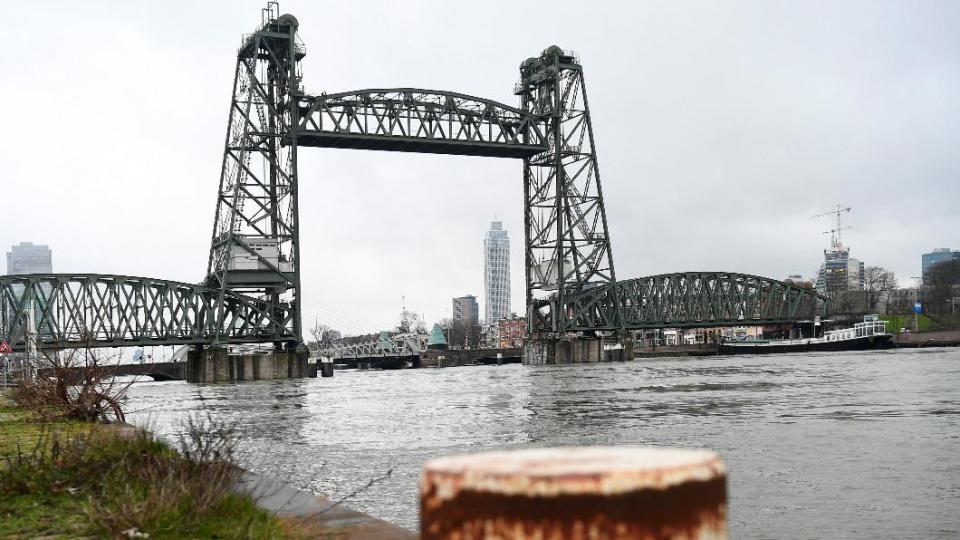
[9,347,132,423]
[175,410,239,463]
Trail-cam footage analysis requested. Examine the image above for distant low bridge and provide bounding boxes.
[37,361,186,382]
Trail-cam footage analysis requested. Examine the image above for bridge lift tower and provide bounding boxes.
[205,5,305,352]
[516,47,618,339]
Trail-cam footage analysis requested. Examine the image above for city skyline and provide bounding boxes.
[1,1,957,331]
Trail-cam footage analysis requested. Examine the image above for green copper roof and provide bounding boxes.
[428,323,447,346]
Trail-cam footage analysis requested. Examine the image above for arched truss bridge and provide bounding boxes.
[314,333,427,360]
[556,273,825,333]
[0,274,294,352]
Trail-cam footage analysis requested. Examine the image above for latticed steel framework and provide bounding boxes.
[517,47,617,336]
[315,333,426,360]
[206,5,305,348]
[562,273,823,331]
[0,6,827,353]
[0,275,294,352]
[296,89,547,158]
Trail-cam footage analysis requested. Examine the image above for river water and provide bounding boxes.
[125,348,960,538]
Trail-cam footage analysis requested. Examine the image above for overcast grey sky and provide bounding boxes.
[1,1,957,335]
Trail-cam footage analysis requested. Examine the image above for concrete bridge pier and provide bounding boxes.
[523,333,634,365]
[186,347,310,383]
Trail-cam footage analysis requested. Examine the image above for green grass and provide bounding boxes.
[0,401,323,539]
[881,314,939,333]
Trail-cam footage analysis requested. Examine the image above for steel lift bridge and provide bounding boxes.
[0,4,824,358]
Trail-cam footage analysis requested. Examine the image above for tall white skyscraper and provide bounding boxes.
[484,221,510,323]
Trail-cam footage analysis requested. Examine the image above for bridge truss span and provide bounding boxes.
[295,89,549,158]
[560,272,826,332]
[0,274,294,352]
[315,332,426,360]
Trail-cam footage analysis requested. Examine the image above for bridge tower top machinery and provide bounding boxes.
[206,3,305,350]
[516,46,617,337]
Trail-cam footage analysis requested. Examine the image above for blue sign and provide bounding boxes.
[914,302,922,314]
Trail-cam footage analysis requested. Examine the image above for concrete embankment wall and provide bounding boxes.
[893,328,960,347]
[236,470,415,539]
[634,343,720,358]
[420,348,522,368]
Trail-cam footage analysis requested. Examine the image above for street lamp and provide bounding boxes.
[911,276,922,333]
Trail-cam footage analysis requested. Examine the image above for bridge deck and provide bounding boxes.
[295,131,547,158]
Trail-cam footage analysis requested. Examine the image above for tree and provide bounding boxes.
[886,288,915,315]
[863,266,897,312]
[308,318,341,350]
[436,317,480,349]
[396,310,427,334]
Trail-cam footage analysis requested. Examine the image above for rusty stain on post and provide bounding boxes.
[421,447,727,539]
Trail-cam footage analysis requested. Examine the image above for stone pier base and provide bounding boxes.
[523,337,630,365]
[186,348,310,383]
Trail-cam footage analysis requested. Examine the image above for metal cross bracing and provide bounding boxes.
[314,333,426,360]
[0,275,294,353]
[516,47,617,337]
[295,89,548,158]
[205,5,305,350]
[559,273,825,332]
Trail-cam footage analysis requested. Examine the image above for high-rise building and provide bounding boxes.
[452,295,479,325]
[484,221,510,323]
[816,245,864,297]
[922,248,960,282]
[5,242,53,336]
[5,242,52,275]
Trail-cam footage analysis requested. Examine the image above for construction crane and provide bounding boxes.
[813,205,852,248]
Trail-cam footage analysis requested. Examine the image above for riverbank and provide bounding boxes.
[0,398,412,538]
[0,401,304,538]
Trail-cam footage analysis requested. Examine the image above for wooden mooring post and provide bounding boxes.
[421,447,726,539]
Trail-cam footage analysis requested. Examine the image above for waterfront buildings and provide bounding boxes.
[483,221,510,324]
[5,242,52,275]
[452,295,479,325]
[497,316,526,348]
[481,321,499,349]
[922,248,960,282]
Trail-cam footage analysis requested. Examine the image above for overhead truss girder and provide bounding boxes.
[295,89,549,158]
